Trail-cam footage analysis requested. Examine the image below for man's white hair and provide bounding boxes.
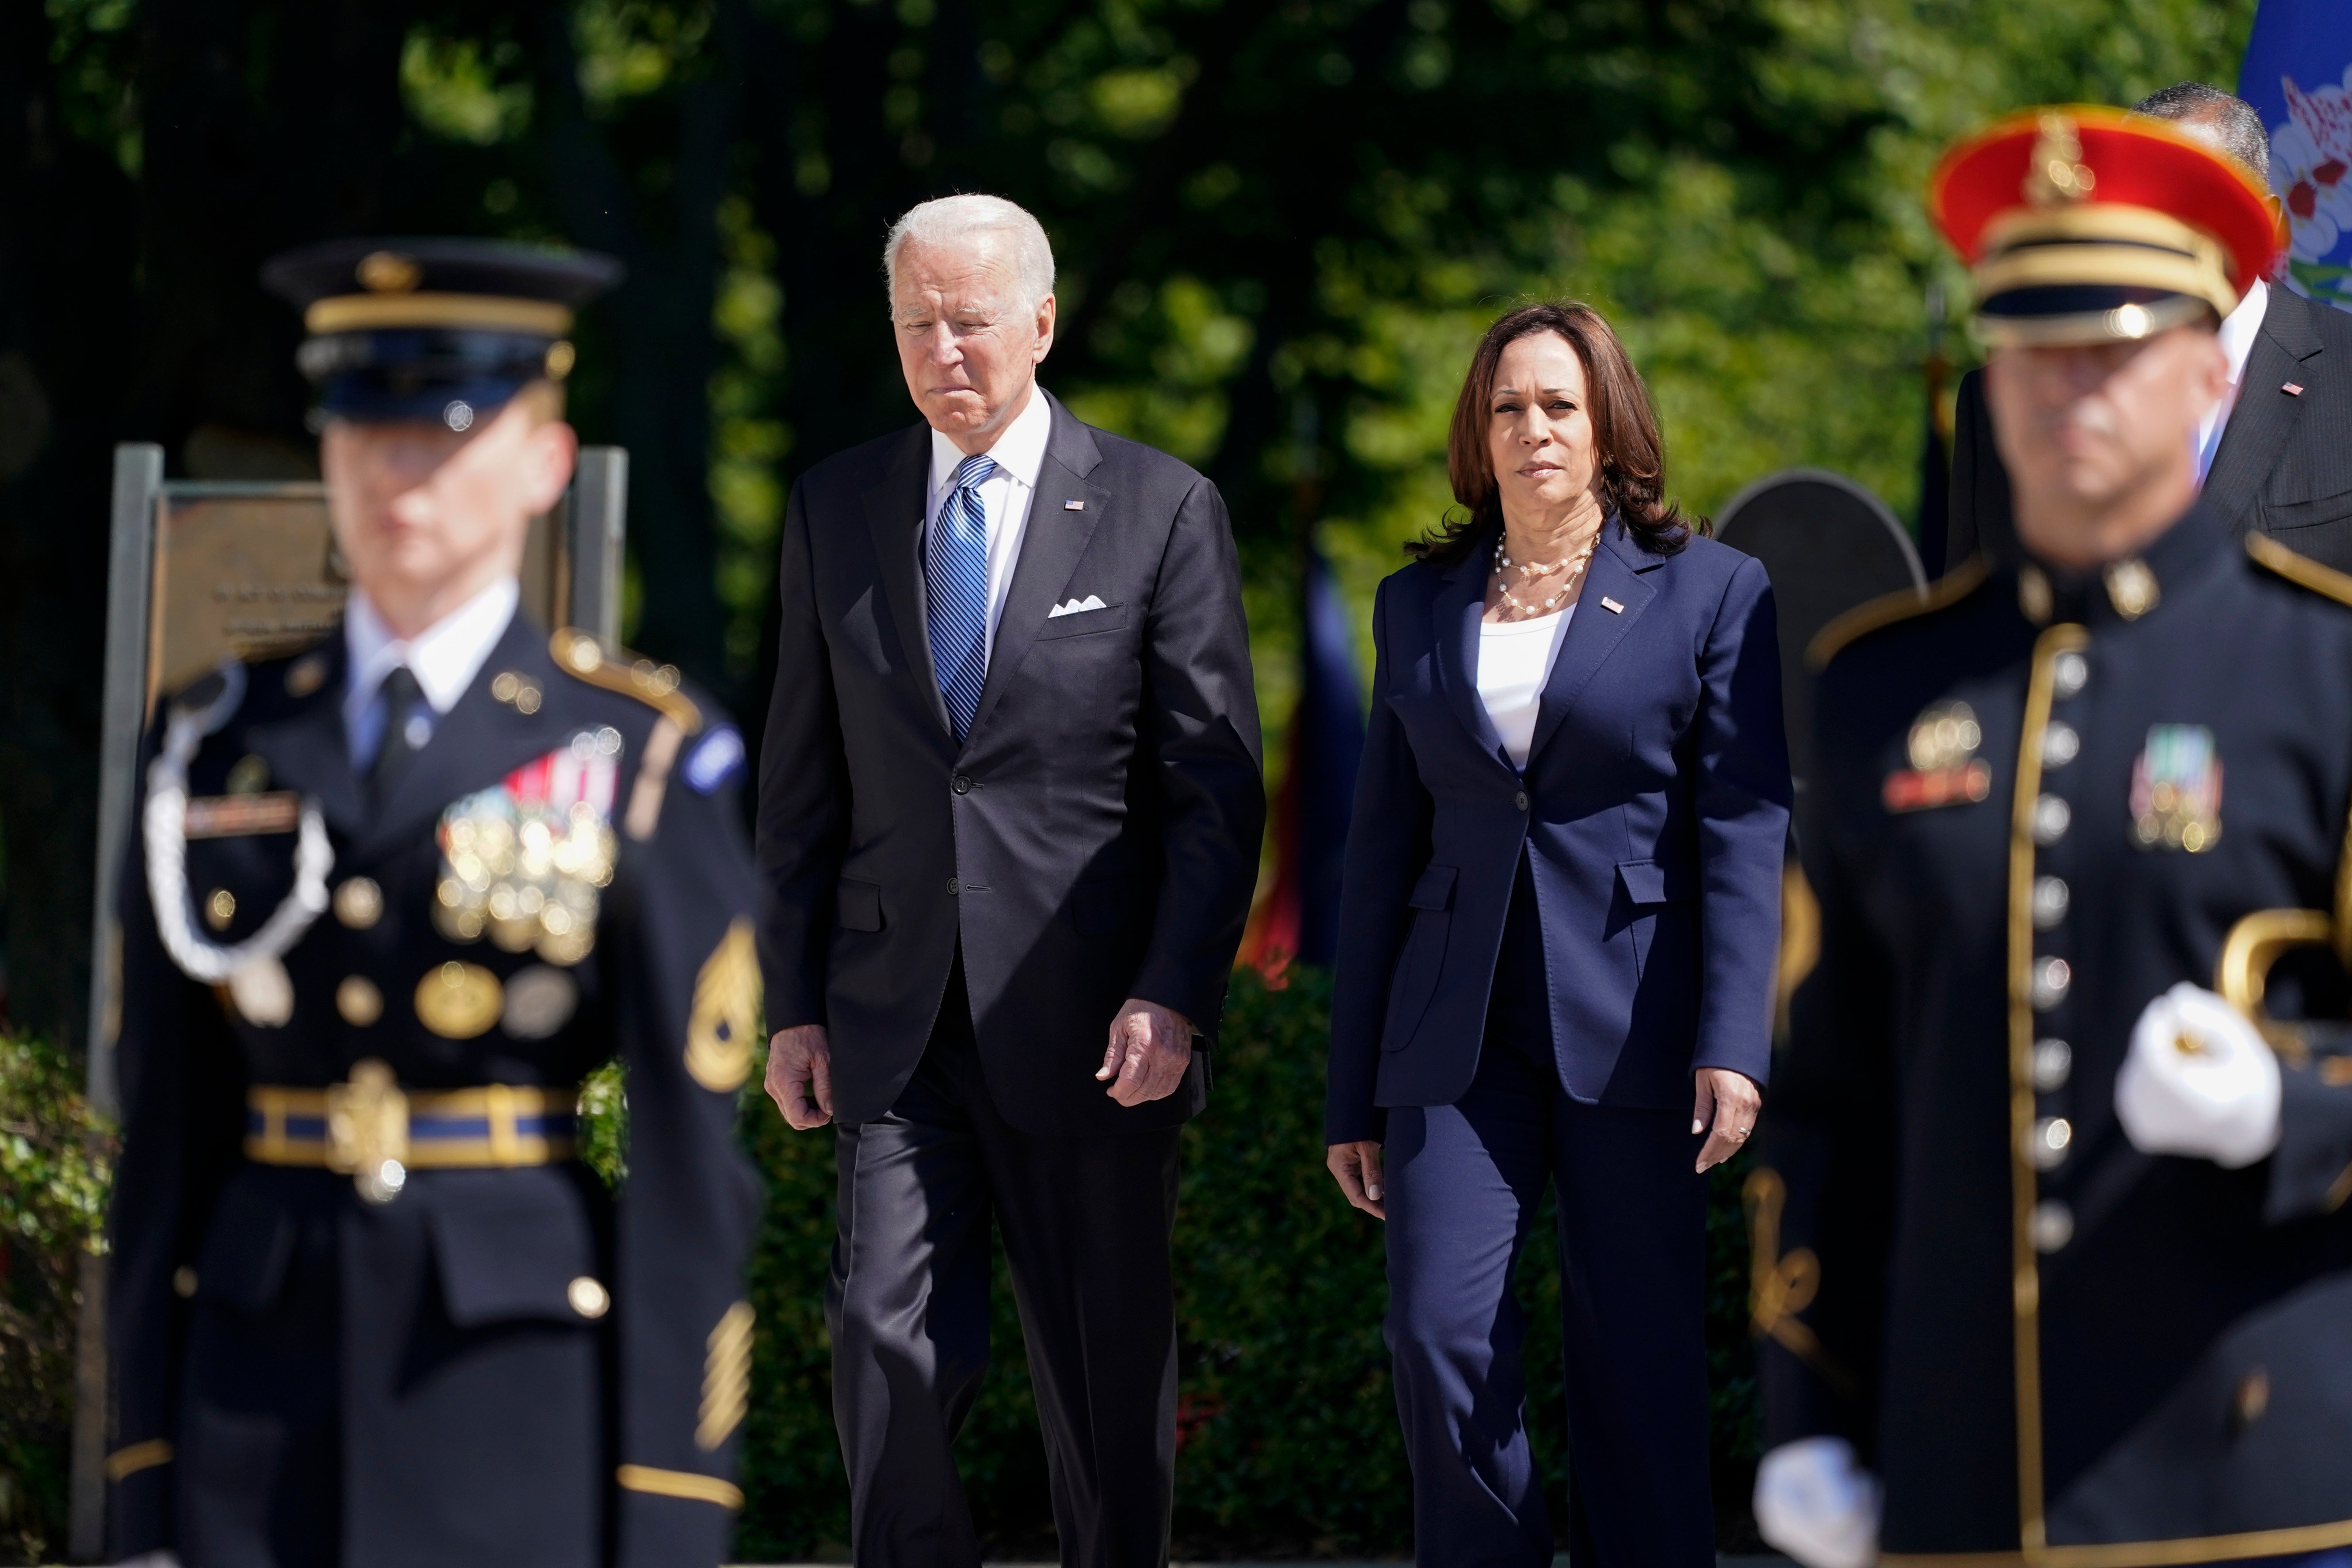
[883,194,1056,313]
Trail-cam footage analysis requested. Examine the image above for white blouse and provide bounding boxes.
[1476,606,1575,769]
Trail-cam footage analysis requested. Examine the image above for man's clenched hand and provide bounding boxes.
[1097,999,1194,1106]
[765,1024,835,1129]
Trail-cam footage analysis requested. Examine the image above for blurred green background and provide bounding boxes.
[0,0,2261,1559]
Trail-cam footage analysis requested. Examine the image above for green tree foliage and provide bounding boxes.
[0,1035,113,1564]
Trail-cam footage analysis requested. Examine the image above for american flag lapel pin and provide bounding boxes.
[2283,382,2305,396]
[1064,499,1086,510]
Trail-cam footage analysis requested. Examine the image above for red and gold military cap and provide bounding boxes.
[1930,106,2280,347]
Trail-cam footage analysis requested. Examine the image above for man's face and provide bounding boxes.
[322,395,577,610]
[1986,325,2228,566]
[890,235,1055,447]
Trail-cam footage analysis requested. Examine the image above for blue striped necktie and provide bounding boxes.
[926,452,996,740]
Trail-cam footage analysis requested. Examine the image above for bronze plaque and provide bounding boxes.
[145,488,563,713]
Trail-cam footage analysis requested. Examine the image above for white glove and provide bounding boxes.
[116,1555,182,1568]
[2116,982,2282,1169]
[1755,1436,1881,1568]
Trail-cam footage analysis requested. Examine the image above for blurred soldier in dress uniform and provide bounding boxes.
[104,239,766,1568]
[1750,111,2352,1567]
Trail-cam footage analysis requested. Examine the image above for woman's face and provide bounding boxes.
[1485,330,1601,520]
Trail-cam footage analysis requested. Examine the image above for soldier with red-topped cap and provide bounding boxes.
[1750,111,2352,1566]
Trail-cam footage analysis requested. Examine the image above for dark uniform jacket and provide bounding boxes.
[1757,502,2352,1563]
[1944,285,2352,575]
[107,610,766,1568]
[755,392,1264,1134]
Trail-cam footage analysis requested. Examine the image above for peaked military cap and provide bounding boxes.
[261,237,621,427]
[1931,106,2280,347]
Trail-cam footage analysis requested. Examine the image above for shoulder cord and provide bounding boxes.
[142,660,334,983]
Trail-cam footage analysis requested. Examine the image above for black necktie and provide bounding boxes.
[369,666,426,800]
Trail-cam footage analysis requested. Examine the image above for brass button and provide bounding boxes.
[2032,794,2071,845]
[334,877,384,929]
[285,652,328,697]
[2051,651,2089,699]
[2031,1201,2074,1253]
[2029,1116,2072,1169]
[336,976,385,1026]
[2031,876,2070,929]
[2043,723,2080,768]
[2105,559,2159,620]
[225,754,271,795]
[568,1277,611,1319]
[2234,1367,2271,1430]
[172,1266,199,1298]
[205,889,236,930]
[2032,1038,2073,1091]
[2031,957,2071,1011]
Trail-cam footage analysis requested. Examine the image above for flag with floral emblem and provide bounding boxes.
[2243,1,2352,314]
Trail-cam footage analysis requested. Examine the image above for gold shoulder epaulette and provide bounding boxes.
[549,629,703,735]
[2247,532,2352,609]
[1806,554,1990,671]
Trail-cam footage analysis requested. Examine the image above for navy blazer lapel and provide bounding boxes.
[1429,523,1512,769]
[2205,288,2324,534]
[1523,519,1658,767]
[243,634,367,836]
[967,393,1104,742]
[862,423,951,736]
[359,615,570,855]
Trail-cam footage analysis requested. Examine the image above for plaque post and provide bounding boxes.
[570,446,628,646]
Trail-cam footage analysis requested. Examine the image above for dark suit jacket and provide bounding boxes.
[1945,284,2352,572]
[756,391,1265,1136]
[1324,517,1791,1145]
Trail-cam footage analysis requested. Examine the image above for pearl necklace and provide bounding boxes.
[1492,534,1599,619]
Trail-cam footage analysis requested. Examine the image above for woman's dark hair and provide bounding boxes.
[1408,300,1703,562]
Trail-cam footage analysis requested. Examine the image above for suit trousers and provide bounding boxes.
[827,958,1183,1568]
[1384,864,1715,1568]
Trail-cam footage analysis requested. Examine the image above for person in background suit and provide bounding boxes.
[1324,301,1791,1567]
[755,195,1264,1568]
[1946,83,2352,575]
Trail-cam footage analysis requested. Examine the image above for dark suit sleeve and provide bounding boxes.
[610,742,767,1568]
[1947,369,2008,574]
[1128,474,1267,1036]
[1753,671,1896,1457]
[755,477,850,1030]
[1688,555,1792,1087]
[1325,579,1432,1145]
[106,718,248,1558]
[2264,1030,2352,1223]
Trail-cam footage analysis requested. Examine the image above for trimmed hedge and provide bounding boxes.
[732,969,1763,1558]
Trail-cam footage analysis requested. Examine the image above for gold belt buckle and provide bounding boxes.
[325,1059,410,1203]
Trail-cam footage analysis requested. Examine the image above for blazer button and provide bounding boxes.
[1515,791,1530,812]
[947,878,960,896]
[952,774,972,794]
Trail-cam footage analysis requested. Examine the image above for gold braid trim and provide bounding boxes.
[549,629,704,736]
[105,1439,173,1481]
[1807,554,1990,671]
[615,1464,743,1510]
[1743,1168,1847,1390]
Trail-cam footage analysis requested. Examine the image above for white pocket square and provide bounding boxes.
[1048,595,1107,618]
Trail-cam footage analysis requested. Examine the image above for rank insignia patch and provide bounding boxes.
[686,919,761,1092]
[1884,701,1993,813]
[433,730,622,965]
[2131,725,2222,851]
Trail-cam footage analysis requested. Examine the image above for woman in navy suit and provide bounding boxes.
[1325,301,1790,1566]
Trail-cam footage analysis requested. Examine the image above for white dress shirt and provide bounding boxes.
[924,382,1053,666]
[1476,606,1576,770]
[343,575,519,765]
[2195,277,2269,486]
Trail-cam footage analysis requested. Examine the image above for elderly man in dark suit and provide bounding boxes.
[755,194,1264,1568]
[1945,84,2352,574]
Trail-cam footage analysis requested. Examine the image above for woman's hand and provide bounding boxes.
[1693,1068,1762,1172]
[1327,1140,1387,1219]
